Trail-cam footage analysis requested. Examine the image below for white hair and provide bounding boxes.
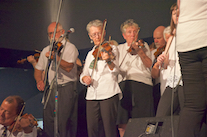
[120,19,139,34]
[163,26,171,41]
[86,19,103,34]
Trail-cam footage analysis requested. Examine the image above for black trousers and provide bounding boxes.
[43,82,78,137]
[177,47,207,137]
[156,86,184,117]
[86,94,119,137]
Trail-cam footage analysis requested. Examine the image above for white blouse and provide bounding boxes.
[160,36,183,96]
[118,42,152,86]
[80,44,122,100]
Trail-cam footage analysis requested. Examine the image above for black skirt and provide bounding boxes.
[116,80,155,124]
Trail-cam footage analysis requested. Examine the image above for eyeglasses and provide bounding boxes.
[125,30,139,35]
[48,29,63,37]
[125,27,140,35]
[90,32,102,38]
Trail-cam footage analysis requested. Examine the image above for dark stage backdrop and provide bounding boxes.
[0,0,176,51]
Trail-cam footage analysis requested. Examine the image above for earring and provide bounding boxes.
[90,39,93,43]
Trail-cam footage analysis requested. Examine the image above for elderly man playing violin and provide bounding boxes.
[116,19,154,137]
[0,95,37,137]
[34,22,79,137]
[80,19,122,137]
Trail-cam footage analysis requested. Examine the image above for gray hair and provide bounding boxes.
[120,19,139,34]
[163,26,171,41]
[86,19,103,34]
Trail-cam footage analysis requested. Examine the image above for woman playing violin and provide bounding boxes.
[117,19,154,137]
[80,19,122,137]
[0,95,37,137]
[151,3,184,119]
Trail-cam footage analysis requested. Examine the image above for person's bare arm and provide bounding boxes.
[34,69,44,91]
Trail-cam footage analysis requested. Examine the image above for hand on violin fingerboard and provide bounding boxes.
[27,55,36,64]
[45,51,54,59]
[17,114,36,133]
[133,42,142,52]
[128,40,145,55]
[9,114,37,134]
[27,55,37,67]
[17,53,40,65]
[100,51,110,60]
[101,51,115,70]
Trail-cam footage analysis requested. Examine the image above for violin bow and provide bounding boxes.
[163,35,174,55]
[129,26,140,45]
[90,19,107,79]
[131,27,140,45]
[158,35,174,70]
[9,103,25,137]
[108,35,111,42]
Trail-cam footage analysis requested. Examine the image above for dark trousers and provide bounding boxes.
[153,83,161,114]
[43,82,78,137]
[156,86,184,117]
[177,47,207,137]
[86,94,119,137]
[116,81,155,124]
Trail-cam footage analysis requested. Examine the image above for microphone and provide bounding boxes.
[60,28,75,38]
[67,28,75,34]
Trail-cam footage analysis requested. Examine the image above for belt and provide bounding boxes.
[57,81,74,88]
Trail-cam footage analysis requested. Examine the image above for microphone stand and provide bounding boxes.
[42,0,63,136]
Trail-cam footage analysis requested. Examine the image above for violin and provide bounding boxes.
[8,113,38,134]
[127,39,145,55]
[154,45,165,59]
[17,53,40,64]
[52,42,63,54]
[92,42,115,61]
[49,42,63,60]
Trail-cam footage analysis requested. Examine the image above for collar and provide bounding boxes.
[0,124,7,130]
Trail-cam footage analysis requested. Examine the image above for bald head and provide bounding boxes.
[47,22,65,42]
[47,22,63,31]
[153,26,166,48]
[5,95,25,115]
[154,26,165,33]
